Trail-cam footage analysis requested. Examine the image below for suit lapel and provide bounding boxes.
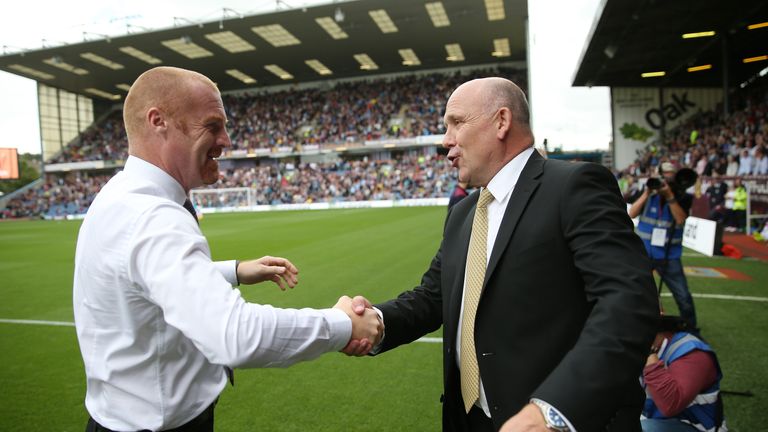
[484,151,544,285]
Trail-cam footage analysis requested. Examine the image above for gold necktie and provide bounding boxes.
[460,188,494,413]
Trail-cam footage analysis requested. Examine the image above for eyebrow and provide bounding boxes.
[203,114,226,126]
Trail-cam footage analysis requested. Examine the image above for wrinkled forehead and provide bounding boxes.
[450,80,486,103]
[445,81,486,115]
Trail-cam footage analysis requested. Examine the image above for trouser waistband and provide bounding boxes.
[86,400,216,432]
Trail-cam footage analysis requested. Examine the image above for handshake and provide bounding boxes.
[333,295,383,356]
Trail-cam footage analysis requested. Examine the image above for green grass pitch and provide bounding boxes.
[0,207,766,431]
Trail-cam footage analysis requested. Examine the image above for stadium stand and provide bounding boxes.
[619,83,767,179]
[2,67,526,219]
[47,67,526,163]
[2,155,453,219]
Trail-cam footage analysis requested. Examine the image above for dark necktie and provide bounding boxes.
[182,199,235,387]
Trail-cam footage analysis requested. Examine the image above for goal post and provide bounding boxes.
[190,187,254,210]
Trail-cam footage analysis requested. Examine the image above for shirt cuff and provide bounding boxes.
[368,307,385,355]
[530,398,577,432]
[321,308,353,352]
[213,260,239,287]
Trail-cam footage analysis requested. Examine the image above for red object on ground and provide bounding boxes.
[722,233,768,261]
[721,244,742,259]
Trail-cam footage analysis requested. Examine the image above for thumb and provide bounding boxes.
[351,296,372,315]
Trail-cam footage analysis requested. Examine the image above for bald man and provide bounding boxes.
[347,78,658,431]
[73,67,382,431]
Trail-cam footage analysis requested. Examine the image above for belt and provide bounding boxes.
[86,400,216,432]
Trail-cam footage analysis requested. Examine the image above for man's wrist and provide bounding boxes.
[530,399,572,431]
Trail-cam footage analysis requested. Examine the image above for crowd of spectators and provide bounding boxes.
[616,83,767,234]
[195,154,456,207]
[48,67,526,164]
[1,173,111,219]
[618,85,768,182]
[2,154,456,219]
[49,113,128,164]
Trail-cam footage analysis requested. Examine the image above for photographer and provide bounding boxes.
[629,162,698,329]
[641,316,726,431]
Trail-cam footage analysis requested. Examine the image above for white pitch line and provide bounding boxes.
[417,337,442,343]
[0,318,75,327]
[3,293,766,331]
[661,293,768,302]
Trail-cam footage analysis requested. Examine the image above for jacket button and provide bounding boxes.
[493,406,499,411]
[447,347,452,354]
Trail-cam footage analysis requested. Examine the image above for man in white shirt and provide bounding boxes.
[754,148,768,175]
[737,149,754,176]
[74,66,382,431]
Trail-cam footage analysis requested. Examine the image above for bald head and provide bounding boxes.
[454,77,532,137]
[123,67,218,148]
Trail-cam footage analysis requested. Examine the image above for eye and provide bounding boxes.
[207,122,224,133]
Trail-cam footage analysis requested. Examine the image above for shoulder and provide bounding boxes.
[543,159,611,179]
[444,189,478,228]
[541,160,617,191]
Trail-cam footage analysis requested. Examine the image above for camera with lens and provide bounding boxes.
[646,177,663,191]
[646,165,698,197]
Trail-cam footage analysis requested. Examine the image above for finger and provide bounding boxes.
[357,340,372,355]
[351,296,371,315]
[341,339,361,356]
[280,272,296,289]
[263,256,299,275]
[284,270,298,287]
[262,265,287,276]
[271,274,286,291]
[348,339,370,356]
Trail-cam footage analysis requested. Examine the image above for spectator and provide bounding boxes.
[725,154,739,177]
[725,178,747,232]
[737,149,754,176]
[642,315,726,432]
[706,172,728,224]
[754,148,768,175]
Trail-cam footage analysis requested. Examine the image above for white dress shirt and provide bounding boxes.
[453,147,576,430]
[73,156,351,431]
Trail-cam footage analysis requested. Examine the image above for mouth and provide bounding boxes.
[207,147,222,162]
[447,154,460,168]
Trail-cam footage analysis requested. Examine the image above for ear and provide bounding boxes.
[495,107,512,141]
[147,107,167,134]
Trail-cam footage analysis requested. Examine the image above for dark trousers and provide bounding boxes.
[652,258,697,328]
[466,406,494,432]
[86,402,215,432]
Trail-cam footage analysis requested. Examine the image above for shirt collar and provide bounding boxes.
[124,155,187,205]
[484,146,535,204]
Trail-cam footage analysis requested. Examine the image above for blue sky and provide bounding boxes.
[0,0,611,155]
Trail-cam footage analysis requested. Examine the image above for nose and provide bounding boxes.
[442,128,455,149]
[220,130,232,148]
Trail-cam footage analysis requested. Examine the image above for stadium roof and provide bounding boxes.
[573,0,768,88]
[0,0,527,101]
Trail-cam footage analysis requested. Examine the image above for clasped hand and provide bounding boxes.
[334,295,383,356]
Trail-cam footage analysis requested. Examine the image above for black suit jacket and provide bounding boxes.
[375,151,658,431]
